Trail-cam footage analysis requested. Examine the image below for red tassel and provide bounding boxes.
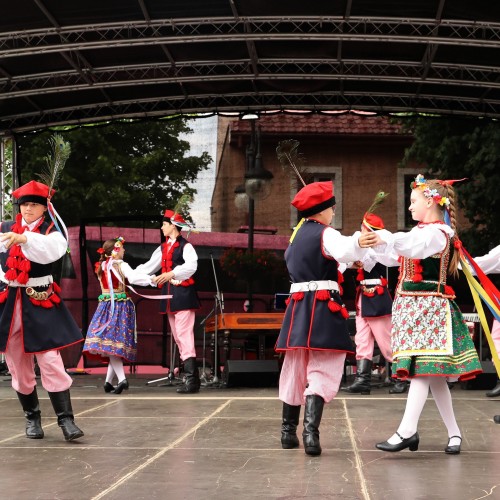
[380,277,388,287]
[4,269,18,281]
[328,301,341,313]
[337,272,344,284]
[40,299,53,308]
[444,285,455,296]
[363,291,375,298]
[316,289,330,301]
[29,298,42,307]
[16,272,29,285]
[413,273,423,282]
[376,286,384,295]
[292,292,304,301]
[285,297,291,306]
[6,256,16,268]
[50,293,61,305]
[340,307,350,319]
[52,282,61,293]
[19,260,31,272]
[10,246,21,257]
[356,268,364,281]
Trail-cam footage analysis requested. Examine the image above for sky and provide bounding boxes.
[180,115,218,231]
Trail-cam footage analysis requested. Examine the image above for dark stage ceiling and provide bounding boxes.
[1,0,500,133]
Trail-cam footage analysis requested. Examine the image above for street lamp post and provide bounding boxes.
[234,115,273,312]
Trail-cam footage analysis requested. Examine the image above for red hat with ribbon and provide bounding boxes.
[12,180,55,207]
[362,212,385,230]
[291,181,336,218]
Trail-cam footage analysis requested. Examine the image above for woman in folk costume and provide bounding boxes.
[466,244,500,398]
[343,212,395,395]
[372,174,481,454]
[135,207,201,393]
[0,136,85,441]
[83,238,155,394]
[275,181,379,456]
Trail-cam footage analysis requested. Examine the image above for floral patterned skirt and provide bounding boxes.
[83,299,137,362]
[392,300,482,381]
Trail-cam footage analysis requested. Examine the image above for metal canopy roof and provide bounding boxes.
[1,0,500,134]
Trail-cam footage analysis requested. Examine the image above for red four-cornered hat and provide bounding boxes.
[12,180,55,206]
[163,209,187,226]
[291,181,336,218]
[362,212,385,230]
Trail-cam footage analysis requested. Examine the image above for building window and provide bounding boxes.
[397,167,428,230]
[290,167,342,230]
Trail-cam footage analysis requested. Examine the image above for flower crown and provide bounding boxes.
[410,174,450,207]
[111,236,125,258]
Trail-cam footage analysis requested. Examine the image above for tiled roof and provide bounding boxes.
[230,112,408,137]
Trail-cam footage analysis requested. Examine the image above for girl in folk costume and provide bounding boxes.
[83,238,155,394]
[0,179,85,441]
[466,244,500,398]
[135,208,201,393]
[275,181,379,456]
[373,174,482,454]
[343,212,395,395]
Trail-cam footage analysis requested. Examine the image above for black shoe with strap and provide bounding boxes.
[444,435,462,454]
[113,379,129,394]
[103,382,115,393]
[376,432,419,452]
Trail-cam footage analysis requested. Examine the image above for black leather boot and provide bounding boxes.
[302,394,324,456]
[343,359,372,394]
[17,389,44,439]
[486,380,500,397]
[281,403,301,449]
[177,357,200,394]
[48,390,84,441]
[389,380,409,394]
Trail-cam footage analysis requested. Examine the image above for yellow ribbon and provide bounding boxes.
[289,218,305,244]
[461,258,500,377]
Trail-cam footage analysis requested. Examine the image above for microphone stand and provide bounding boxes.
[200,253,224,387]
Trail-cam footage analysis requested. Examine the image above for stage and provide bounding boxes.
[0,373,499,500]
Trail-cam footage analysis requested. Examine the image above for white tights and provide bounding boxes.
[105,355,126,385]
[387,377,461,446]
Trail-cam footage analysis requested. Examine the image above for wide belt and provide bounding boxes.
[1,275,53,287]
[360,279,383,286]
[290,280,339,293]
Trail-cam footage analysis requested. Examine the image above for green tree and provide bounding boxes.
[16,119,211,227]
[397,116,500,254]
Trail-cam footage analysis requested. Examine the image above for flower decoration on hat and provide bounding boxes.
[410,174,450,207]
[111,237,125,259]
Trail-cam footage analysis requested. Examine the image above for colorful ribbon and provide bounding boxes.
[459,248,500,377]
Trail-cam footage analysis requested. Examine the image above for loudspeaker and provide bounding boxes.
[223,360,280,388]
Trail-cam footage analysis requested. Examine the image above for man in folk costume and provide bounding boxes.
[343,212,395,395]
[0,178,84,441]
[275,181,378,456]
[135,208,201,393]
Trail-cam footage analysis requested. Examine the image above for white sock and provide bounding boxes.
[386,377,430,444]
[108,355,126,383]
[105,362,115,384]
[429,377,461,445]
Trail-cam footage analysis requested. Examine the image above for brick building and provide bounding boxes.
[211,113,422,236]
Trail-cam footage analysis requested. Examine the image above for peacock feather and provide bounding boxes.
[37,133,71,195]
[366,190,389,214]
[276,139,308,188]
[173,193,193,219]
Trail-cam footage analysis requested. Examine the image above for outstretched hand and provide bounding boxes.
[0,232,27,249]
[358,232,382,248]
